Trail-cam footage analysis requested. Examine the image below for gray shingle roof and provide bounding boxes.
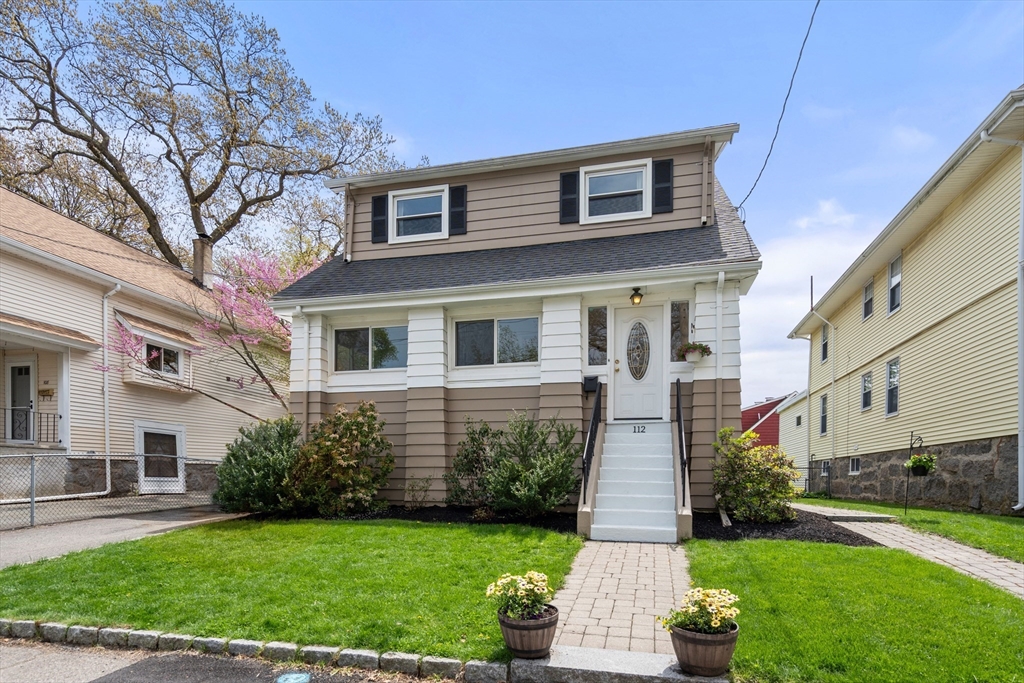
[274,181,759,302]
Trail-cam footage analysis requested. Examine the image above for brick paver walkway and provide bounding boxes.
[550,541,690,655]
[836,522,1024,598]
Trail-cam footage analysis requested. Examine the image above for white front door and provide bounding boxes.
[5,359,36,442]
[134,420,186,494]
[613,306,663,420]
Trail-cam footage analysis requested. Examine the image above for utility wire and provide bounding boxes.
[738,0,821,209]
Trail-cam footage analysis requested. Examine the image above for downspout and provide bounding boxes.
[344,183,354,263]
[980,131,1024,510]
[810,310,836,464]
[101,283,121,454]
[715,272,724,435]
[294,306,310,438]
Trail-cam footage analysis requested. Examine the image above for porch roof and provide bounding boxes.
[0,312,99,350]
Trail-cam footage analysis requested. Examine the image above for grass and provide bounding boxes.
[0,518,583,661]
[798,497,1024,563]
[687,539,1024,683]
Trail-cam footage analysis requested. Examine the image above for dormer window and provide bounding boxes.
[388,185,449,244]
[579,159,653,225]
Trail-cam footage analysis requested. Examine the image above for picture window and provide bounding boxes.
[456,317,539,367]
[335,326,408,372]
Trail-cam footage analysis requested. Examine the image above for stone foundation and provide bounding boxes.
[65,458,218,496]
[827,435,1020,515]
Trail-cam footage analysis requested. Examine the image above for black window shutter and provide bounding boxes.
[559,171,579,224]
[449,185,468,235]
[371,195,388,243]
[652,159,673,214]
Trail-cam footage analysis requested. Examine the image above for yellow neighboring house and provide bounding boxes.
[788,87,1023,515]
[0,188,285,495]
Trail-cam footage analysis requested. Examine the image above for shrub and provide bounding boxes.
[713,427,800,523]
[444,412,581,518]
[213,416,301,514]
[289,401,395,518]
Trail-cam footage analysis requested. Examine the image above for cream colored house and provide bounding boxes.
[0,188,285,494]
[273,126,762,541]
[776,389,808,476]
[788,88,1024,515]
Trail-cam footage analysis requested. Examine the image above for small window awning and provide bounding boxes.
[114,310,197,348]
[0,312,99,350]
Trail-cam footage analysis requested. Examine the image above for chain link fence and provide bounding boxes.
[0,453,220,531]
[792,463,832,497]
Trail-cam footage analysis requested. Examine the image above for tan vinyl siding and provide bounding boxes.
[690,378,741,510]
[807,148,1020,460]
[351,144,714,260]
[323,389,407,503]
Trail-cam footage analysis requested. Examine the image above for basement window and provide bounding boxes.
[850,457,861,475]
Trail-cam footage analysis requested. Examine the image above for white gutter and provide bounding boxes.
[100,283,120,497]
[810,310,836,462]
[980,131,1024,510]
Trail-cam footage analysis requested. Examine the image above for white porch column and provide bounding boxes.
[406,307,447,388]
[539,295,584,428]
[59,347,71,449]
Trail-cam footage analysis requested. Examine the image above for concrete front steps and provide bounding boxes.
[591,421,677,543]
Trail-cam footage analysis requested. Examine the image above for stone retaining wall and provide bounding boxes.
[826,434,1020,515]
[65,458,218,496]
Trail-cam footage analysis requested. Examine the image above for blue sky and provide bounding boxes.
[240,0,1024,404]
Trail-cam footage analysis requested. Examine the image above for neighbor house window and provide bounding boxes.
[145,343,180,376]
[886,358,900,415]
[335,326,408,371]
[861,372,872,410]
[796,415,802,427]
[820,324,829,362]
[863,279,874,319]
[820,394,828,434]
[587,307,607,365]
[821,460,831,477]
[850,457,861,475]
[456,317,539,367]
[670,301,690,361]
[388,185,449,243]
[580,159,652,225]
[889,254,902,314]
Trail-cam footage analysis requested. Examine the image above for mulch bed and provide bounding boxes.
[692,509,880,547]
[344,505,578,534]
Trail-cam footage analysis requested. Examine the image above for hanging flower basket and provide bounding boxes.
[905,453,936,477]
[680,343,712,364]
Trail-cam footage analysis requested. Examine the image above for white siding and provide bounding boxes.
[540,296,583,385]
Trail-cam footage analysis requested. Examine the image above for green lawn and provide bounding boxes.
[0,519,582,661]
[686,539,1024,683]
[800,498,1024,563]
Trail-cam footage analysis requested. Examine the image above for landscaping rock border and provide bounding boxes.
[0,618,498,681]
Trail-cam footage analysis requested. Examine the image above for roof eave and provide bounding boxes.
[325,124,740,191]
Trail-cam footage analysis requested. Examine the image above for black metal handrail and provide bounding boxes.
[0,409,61,443]
[675,378,688,507]
[581,382,603,500]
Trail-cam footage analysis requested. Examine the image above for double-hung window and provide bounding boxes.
[819,394,828,435]
[886,358,900,415]
[863,279,874,319]
[146,343,181,377]
[889,255,902,314]
[861,372,872,410]
[580,159,652,225]
[388,185,449,243]
[820,324,829,362]
[335,326,409,371]
[456,317,539,367]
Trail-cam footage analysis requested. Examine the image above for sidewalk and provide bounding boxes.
[0,505,243,568]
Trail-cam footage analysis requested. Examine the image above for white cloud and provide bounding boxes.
[802,103,851,124]
[740,200,879,406]
[889,125,934,153]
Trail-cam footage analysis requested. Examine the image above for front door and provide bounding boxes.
[613,306,663,419]
[6,362,34,442]
[135,422,186,494]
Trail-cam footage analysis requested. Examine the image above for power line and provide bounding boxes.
[738,0,822,210]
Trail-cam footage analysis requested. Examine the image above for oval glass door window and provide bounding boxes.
[626,322,650,380]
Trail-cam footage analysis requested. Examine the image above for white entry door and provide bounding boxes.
[135,421,186,494]
[5,359,36,442]
[613,306,663,419]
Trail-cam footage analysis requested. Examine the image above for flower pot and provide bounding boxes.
[684,350,704,364]
[669,624,739,677]
[497,605,558,659]
[910,465,930,476]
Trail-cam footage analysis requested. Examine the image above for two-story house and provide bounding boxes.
[273,126,762,541]
[787,87,1023,515]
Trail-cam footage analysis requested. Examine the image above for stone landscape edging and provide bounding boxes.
[0,618,506,682]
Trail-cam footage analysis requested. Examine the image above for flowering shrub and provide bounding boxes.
[678,342,712,360]
[486,571,553,620]
[713,428,801,523]
[905,452,936,473]
[659,588,740,634]
[288,401,395,517]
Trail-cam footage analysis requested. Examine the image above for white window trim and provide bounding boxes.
[860,372,872,412]
[134,419,186,494]
[144,341,184,380]
[849,457,861,475]
[450,314,541,370]
[862,278,874,321]
[885,357,900,417]
[888,253,902,316]
[579,159,653,225]
[331,323,409,373]
[819,394,828,435]
[388,184,450,245]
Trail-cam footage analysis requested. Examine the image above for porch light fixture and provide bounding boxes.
[629,288,643,306]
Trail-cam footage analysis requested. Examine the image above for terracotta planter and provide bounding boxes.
[497,605,558,659]
[910,465,930,476]
[684,350,705,364]
[669,624,739,677]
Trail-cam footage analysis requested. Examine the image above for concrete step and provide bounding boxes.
[601,455,674,469]
[594,508,676,528]
[598,480,675,497]
[602,444,673,457]
[596,493,675,511]
[603,432,672,445]
[605,421,672,433]
[599,467,673,482]
[589,523,678,543]
[511,645,727,683]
